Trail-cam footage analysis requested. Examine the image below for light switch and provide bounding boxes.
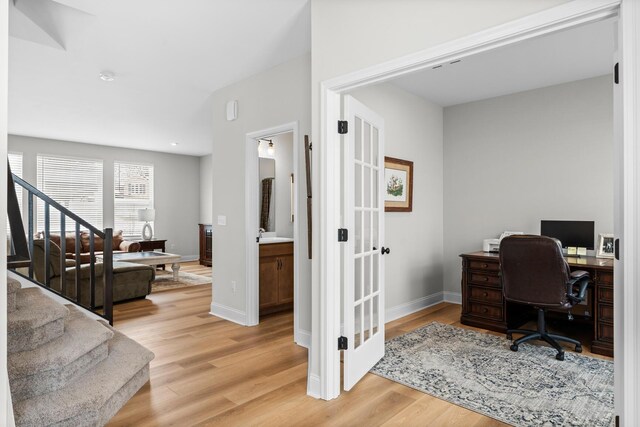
[217,215,227,226]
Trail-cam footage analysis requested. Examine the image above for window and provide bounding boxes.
[114,161,154,237]
[37,154,103,231]
[7,152,23,234]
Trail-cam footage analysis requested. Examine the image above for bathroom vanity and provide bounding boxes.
[259,239,294,316]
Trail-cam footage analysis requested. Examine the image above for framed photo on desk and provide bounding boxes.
[597,233,615,259]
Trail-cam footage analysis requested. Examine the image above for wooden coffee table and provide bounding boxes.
[109,251,182,280]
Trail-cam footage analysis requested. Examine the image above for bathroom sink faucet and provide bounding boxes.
[258,228,266,240]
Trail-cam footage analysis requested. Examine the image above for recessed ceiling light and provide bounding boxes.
[99,71,115,82]
[170,142,179,146]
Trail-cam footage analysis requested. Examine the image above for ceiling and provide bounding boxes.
[8,0,310,156]
[391,18,615,107]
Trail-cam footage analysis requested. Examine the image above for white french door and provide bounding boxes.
[342,95,386,391]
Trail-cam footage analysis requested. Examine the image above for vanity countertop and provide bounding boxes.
[259,237,294,245]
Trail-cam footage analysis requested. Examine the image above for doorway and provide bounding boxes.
[245,122,303,345]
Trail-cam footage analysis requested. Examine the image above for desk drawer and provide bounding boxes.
[469,273,500,287]
[468,260,499,272]
[598,286,613,304]
[597,271,613,285]
[598,303,614,323]
[469,286,503,304]
[469,302,503,321]
[597,322,614,343]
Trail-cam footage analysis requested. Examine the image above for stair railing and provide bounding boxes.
[7,168,114,325]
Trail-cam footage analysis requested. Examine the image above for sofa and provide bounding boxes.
[35,230,141,264]
[32,239,155,306]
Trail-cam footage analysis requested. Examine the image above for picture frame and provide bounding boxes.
[384,157,413,212]
[596,233,615,259]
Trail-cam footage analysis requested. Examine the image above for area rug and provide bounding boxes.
[371,322,614,427]
[151,270,211,293]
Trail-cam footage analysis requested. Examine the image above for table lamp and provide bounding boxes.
[137,208,156,240]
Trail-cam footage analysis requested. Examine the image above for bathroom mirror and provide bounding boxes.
[259,158,276,232]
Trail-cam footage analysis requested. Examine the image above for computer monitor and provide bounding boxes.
[540,220,595,250]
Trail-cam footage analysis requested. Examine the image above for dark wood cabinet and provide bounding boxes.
[259,242,294,315]
[460,251,614,357]
[199,224,212,267]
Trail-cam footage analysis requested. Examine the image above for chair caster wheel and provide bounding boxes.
[556,352,565,361]
[506,334,512,340]
[575,345,582,353]
[510,344,518,352]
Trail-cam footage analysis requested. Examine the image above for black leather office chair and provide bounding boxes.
[500,235,590,361]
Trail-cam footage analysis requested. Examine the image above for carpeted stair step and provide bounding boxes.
[9,288,69,353]
[13,327,155,427]
[9,306,114,402]
[7,276,21,313]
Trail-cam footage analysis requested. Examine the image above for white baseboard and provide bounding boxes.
[385,291,445,323]
[443,291,462,304]
[210,302,247,325]
[306,372,322,399]
[295,329,311,349]
[179,255,199,262]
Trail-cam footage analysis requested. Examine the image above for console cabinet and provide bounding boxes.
[198,224,212,267]
[460,251,614,357]
[259,242,294,315]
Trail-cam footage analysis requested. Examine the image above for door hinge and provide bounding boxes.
[338,336,348,350]
[338,120,348,134]
[615,238,620,260]
[338,228,348,242]
[615,415,619,427]
[615,63,619,84]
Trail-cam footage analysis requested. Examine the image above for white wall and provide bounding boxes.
[199,154,212,225]
[210,55,311,332]
[310,0,572,396]
[348,83,444,314]
[443,75,613,295]
[8,135,201,259]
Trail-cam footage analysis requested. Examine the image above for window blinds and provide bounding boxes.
[37,154,103,231]
[114,161,154,237]
[7,152,23,234]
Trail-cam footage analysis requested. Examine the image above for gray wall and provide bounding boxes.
[8,134,201,258]
[210,54,311,332]
[199,154,212,225]
[349,83,444,312]
[443,75,614,295]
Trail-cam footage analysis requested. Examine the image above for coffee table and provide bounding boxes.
[107,252,182,280]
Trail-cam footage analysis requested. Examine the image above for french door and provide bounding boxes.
[342,95,386,391]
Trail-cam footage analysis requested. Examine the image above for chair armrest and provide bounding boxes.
[119,241,141,252]
[567,270,590,304]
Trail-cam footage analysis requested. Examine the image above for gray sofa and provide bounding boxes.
[33,239,155,307]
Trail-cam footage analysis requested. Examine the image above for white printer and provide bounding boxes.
[483,231,524,253]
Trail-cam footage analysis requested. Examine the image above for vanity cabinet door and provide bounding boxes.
[259,256,279,309]
[278,254,294,304]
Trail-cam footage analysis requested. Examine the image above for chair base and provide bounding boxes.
[506,308,582,361]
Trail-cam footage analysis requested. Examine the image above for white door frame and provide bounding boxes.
[318,1,640,422]
[245,122,303,345]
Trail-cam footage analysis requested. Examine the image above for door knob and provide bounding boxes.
[381,247,390,255]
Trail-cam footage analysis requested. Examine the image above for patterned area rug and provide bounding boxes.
[371,322,614,427]
[151,270,211,293]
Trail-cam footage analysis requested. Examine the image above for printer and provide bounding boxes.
[483,231,524,253]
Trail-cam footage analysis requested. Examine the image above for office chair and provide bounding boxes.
[500,235,590,361]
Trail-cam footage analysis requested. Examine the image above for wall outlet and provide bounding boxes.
[231,281,236,294]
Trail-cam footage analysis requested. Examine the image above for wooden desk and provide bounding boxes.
[460,251,614,357]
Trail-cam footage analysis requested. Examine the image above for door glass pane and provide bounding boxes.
[364,165,371,208]
[372,168,378,208]
[364,298,371,342]
[364,255,371,298]
[364,122,371,165]
[373,295,379,335]
[372,128,379,166]
[355,163,362,208]
[354,304,362,349]
[364,211,371,252]
[372,253,379,293]
[372,211,379,250]
[355,257,362,301]
[355,211,362,254]
[355,117,362,161]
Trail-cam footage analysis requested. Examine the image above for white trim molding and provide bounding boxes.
[306,373,322,399]
[443,292,462,305]
[386,292,445,323]
[295,329,311,349]
[317,0,623,402]
[210,302,247,325]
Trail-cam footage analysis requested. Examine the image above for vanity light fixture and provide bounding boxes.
[99,71,115,82]
[267,140,275,156]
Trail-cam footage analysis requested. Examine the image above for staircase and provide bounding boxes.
[7,275,154,426]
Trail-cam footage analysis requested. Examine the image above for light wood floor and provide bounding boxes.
[107,261,608,427]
